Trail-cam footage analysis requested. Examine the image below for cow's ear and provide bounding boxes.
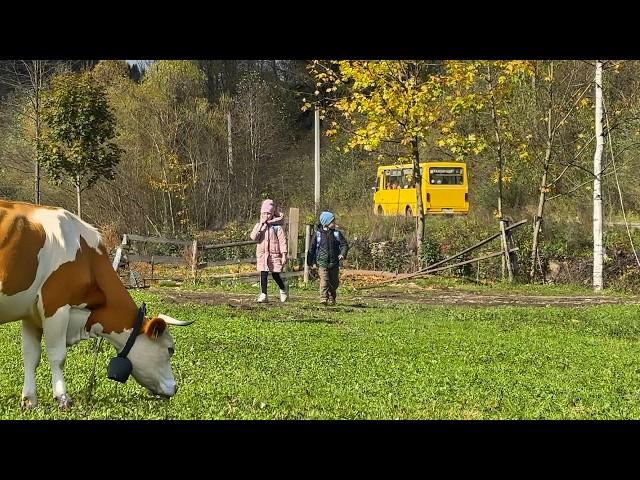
[143,317,167,339]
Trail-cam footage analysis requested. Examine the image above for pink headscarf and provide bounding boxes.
[261,199,275,214]
[260,199,284,225]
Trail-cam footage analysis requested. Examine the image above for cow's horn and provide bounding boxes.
[157,314,195,326]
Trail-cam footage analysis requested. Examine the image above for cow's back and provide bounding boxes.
[0,199,103,325]
[0,200,46,298]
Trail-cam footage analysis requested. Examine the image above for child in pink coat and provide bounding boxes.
[249,199,288,303]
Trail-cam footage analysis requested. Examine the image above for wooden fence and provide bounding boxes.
[113,207,307,287]
[361,218,528,289]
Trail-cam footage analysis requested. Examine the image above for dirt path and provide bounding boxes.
[156,288,640,309]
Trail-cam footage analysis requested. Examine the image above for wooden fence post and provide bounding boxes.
[288,207,300,264]
[505,220,518,277]
[112,234,128,271]
[499,219,514,282]
[191,239,198,284]
[304,224,311,283]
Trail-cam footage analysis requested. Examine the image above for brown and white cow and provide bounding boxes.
[0,199,193,409]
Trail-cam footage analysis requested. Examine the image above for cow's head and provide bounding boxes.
[109,307,194,398]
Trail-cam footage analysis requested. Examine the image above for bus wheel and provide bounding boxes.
[377,206,384,215]
[405,206,413,218]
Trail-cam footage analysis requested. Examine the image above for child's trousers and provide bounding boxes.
[318,266,340,301]
[261,271,285,294]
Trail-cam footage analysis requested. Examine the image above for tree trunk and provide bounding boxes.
[226,104,234,218]
[34,62,41,205]
[0,60,55,205]
[227,110,234,175]
[411,137,425,261]
[249,95,256,218]
[488,67,505,220]
[204,162,214,229]
[487,65,512,282]
[76,177,82,219]
[161,165,175,236]
[530,167,549,280]
[530,61,554,281]
[593,60,604,291]
[34,128,40,204]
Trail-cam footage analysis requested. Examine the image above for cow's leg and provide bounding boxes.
[21,319,43,409]
[43,305,73,410]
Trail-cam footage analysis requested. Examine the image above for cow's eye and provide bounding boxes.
[168,347,175,356]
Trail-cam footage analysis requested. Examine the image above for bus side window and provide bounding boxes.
[384,169,402,189]
[402,168,413,188]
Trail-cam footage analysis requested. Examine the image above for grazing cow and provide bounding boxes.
[0,199,194,409]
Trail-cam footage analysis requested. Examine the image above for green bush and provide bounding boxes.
[420,236,443,268]
[372,240,412,273]
[345,236,374,270]
[608,265,640,293]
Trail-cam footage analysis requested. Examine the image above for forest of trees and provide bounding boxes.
[1,60,639,289]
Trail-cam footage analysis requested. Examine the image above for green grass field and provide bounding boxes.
[1,285,640,419]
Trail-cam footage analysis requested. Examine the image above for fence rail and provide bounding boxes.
[125,234,193,246]
[201,239,258,250]
[606,221,640,229]
[113,207,304,287]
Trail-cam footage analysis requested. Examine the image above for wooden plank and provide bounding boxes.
[288,207,299,259]
[128,255,259,267]
[211,270,271,279]
[503,219,528,233]
[144,276,184,281]
[421,248,519,276]
[341,269,398,278]
[201,239,258,250]
[235,271,305,283]
[607,221,640,229]
[127,254,187,265]
[362,248,519,289]
[205,257,257,267]
[126,234,193,246]
[213,270,305,280]
[422,219,527,272]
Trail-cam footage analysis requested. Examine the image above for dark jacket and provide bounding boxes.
[307,225,349,269]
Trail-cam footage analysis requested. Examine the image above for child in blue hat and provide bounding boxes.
[306,211,349,305]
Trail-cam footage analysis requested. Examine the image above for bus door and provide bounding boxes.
[427,166,466,212]
[383,168,403,214]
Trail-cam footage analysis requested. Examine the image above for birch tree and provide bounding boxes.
[593,60,604,291]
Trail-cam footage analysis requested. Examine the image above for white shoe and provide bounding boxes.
[280,289,288,303]
[257,293,268,303]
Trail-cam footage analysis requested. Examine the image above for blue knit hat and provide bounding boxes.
[319,211,335,226]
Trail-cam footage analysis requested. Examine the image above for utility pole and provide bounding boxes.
[314,106,320,215]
